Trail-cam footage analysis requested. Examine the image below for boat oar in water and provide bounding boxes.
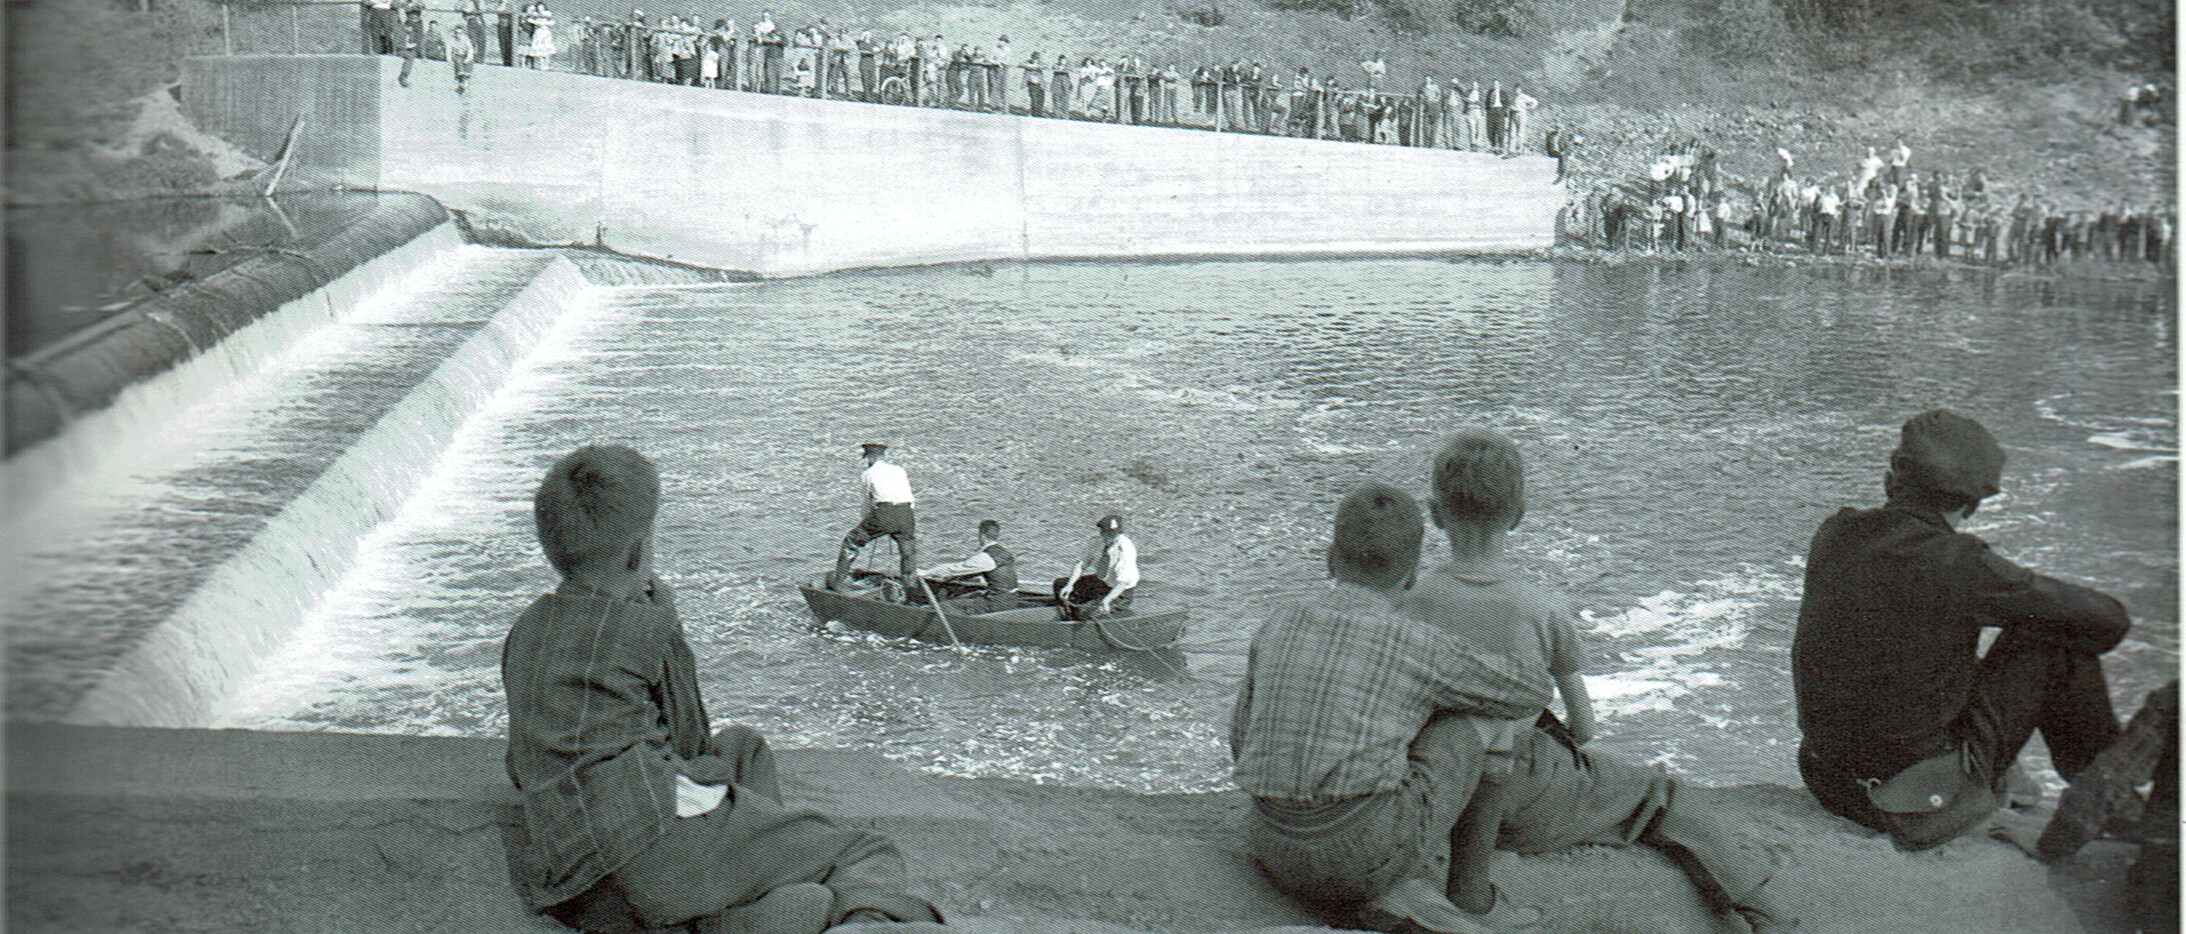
[915,576,967,652]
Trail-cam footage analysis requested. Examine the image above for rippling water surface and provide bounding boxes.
[216,258,2178,794]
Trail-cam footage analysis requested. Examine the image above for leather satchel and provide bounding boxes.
[1863,748,1978,814]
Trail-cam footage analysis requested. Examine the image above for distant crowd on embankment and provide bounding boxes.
[1562,133,2174,270]
[357,0,1560,152]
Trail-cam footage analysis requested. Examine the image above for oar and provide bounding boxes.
[916,576,967,652]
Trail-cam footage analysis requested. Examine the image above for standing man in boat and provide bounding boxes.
[825,442,918,596]
[1055,513,1136,617]
[916,519,1020,609]
[1794,409,2134,850]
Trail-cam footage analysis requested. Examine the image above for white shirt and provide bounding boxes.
[862,460,913,505]
[1076,533,1139,590]
[920,545,998,580]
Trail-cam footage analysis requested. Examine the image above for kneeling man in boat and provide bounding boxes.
[825,442,918,596]
[1054,513,1136,617]
[1794,409,2135,850]
[916,518,1022,611]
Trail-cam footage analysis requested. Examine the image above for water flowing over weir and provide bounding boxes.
[3,236,596,727]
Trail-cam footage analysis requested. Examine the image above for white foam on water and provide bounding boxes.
[2088,430,2174,452]
[0,238,482,599]
[211,276,626,730]
[1580,566,1800,721]
[2114,455,2180,471]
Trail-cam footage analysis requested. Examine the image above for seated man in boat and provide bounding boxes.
[915,518,1022,611]
[1232,481,1552,934]
[1795,409,2133,851]
[1053,513,1136,618]
[501,444,942,934]
[825,442,917,598]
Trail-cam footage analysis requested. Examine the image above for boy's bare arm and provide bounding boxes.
[1554,670,1596,745]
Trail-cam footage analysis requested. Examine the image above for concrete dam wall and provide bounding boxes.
[183,55,1563,277]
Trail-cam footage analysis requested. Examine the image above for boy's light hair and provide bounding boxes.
[534,445,660,577]
[1430,429,1525,530]
[1328,481,1423,589]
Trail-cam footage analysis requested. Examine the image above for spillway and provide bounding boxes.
[4,222,596,727]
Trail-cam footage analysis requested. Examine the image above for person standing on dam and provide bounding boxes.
[1023,51,1046,115]
[501,444,944,933]
[394,0,424,87]
[495,0,517,67]
[754,10,783,92]
[446,19,475,92]
[825,442,919,596]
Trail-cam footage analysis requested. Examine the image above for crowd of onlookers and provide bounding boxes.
[1568,137,2174,268]
[356,0,1550,151]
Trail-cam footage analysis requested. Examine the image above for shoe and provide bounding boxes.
[1356,878,1492,934]
[705,882,833,934]
[1466,885,1541,929]
[2037,681,2178,862]
[2002,763,2043,809]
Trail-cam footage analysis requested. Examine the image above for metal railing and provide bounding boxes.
[213,1,1549,153]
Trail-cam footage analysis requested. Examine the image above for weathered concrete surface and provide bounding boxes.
[5,725,2140,934]
[182,56,1562,277]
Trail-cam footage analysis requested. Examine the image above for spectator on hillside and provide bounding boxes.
[1360,52,1386,93]
[753,11,782,91]
[395,0,425,85]
[446,18,476,91]
[919,35,946,106]
[1024,52,1046,115]
[856,30,878,100]
[1888,136,1912,184]
[1856,145,1883,192]
[496,0,517,66]
[1507,86,1536,154]
[1464,82,1485,151]
[1485,81,1506,152]
[362,0,396,54]
[989,37,1011,111]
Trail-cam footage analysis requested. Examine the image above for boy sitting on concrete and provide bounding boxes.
[502,444,942,934]
[1396,430,1589,924]
[1232,481,1553,934]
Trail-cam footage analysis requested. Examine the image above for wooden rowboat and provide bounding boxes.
[798,574,1188,652]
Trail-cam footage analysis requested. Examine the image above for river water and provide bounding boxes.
[212,257,2178,794]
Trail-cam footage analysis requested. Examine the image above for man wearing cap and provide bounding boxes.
[1055,514,1137,617]
[825,443,918,596]
[1793,409,2133,850]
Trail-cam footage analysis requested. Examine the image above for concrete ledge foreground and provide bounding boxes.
[4,725,2143,933]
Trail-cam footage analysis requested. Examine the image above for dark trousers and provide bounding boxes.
[1253,716,1782,925]
[497,13,515,66]
[1053,576,1132,611]
[1801,627,2119,849]
[542,727,940,932]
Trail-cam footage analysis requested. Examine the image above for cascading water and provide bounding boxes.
[4,241,597,727]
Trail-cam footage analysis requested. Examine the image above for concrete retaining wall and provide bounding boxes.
[183,55,1562,277]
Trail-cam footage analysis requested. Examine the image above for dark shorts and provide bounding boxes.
[844,503,915,546]
[1053,576,1133,610]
